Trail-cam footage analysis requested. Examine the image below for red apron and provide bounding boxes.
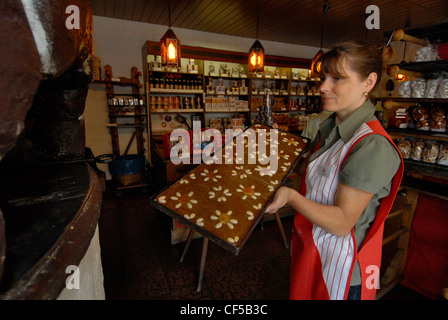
[290,120,404,300]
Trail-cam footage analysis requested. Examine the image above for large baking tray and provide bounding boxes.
[150,124,310,255]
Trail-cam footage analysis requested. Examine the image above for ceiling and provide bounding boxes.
[91,0,448,48]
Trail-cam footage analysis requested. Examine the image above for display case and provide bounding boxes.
[142,41,312,165]
[374,29,448,299]
[379,59,448,182]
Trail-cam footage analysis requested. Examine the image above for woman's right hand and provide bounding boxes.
[264,186,291,214]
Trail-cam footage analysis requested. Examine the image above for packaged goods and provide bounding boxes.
[425,77,440,98]
[430,106,447,132]
[436,78,448,98]
[396,138,412,159]
[411,79,427,98]
[405,106,416,129]
[398,81,412,98]
[410,139,425,161]
[412,105,430,130]
[422,140,439,163]
[415,44,438,62]
[438,144,448,166]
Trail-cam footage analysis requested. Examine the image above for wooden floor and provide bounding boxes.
[97,184,428,300]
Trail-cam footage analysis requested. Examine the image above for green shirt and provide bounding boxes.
[309,101,401,285]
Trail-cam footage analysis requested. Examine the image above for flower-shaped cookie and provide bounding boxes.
[293,148,303,156]
[200,168,222,182]
[208,186,232,202]
[282,137,299,146]
[170,191,197,209]
[267,180,279,192]
[254,165,276,177]
[231,166,253,179]
[184,213,204,227]
[223,149,244,164]
[280,162,292,172]
[236,184,261,200]
[210,210,238,229]
[179,173,196,184]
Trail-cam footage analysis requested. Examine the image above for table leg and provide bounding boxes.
[180,228,194,263]
[274,211,289,249]
[197,237,209,292]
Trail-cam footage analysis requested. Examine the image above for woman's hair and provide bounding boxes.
[320,40,383,90]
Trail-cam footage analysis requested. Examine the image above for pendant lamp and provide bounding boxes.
[310,3,330,78]
[248,6,264,74]
[160,1,181,70]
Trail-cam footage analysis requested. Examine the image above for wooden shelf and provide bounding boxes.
[204,110,250,113]
[101,65,149,194]
[106,123,147,128]
[290,78,321,82]
[108,114,147,118]
[391,60,448,74]
[402,158,448,180]
[150,109,204,113]
[206,74,248,79]
[376,97,448,104]
[250,75,289,80]
[387,127,448,141]
[401,175,448,201]
[149,89,204,94]
[148,70,201,76]
[205,93,249,96]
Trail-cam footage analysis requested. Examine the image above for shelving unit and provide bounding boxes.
[147,71,205,121]
[104,65,146,156]
[102,65,149,194]
[141,41,316,166]
[378,68,448,180]
[375,32,448,298]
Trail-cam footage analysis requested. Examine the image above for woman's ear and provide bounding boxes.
[365,72,378,92]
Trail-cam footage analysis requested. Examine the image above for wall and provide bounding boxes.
[85,16,320,178]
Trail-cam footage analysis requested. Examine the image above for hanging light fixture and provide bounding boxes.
[160,1,181,71]
[248,6,264,74]
[310,2,330,78]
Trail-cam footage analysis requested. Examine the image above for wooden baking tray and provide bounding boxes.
[150,124,310,255]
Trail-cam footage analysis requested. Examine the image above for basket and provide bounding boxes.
[116,173,143,186]
[108,154,145,186]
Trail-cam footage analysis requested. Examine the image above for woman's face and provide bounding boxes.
[319,57,376,121]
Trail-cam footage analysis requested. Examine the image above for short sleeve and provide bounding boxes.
[339,134,401,194]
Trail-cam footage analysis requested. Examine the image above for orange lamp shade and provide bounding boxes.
[310,50,323,78]
[248,40,264,73]
[160,28,181,69]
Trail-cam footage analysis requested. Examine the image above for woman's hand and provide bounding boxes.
[264,183,373,236]
[264,186,292,214]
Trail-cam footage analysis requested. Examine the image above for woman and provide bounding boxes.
[265,40,404,300]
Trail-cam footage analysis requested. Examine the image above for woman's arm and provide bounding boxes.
[265,183,373,236]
